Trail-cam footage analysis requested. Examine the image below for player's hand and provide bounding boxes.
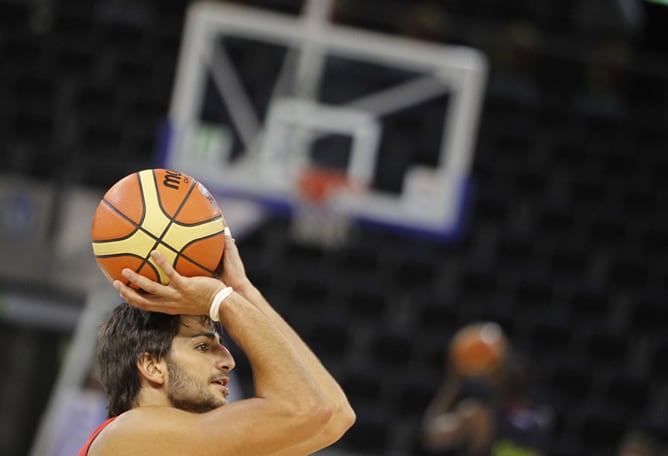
[218,227,253,293]
[114,250,225,316]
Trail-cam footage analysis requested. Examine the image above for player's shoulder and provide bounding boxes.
[107,406,194,433]
[88,407,203,455]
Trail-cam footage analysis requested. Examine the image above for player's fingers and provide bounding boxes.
[222,235,248,282]
[114,280,153,309]
[114,279,180,314]
[224,235,240,256]
[120,267,168,296]
[150,250,184,287]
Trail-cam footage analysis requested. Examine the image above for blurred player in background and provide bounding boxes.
[422,322,553,456]
[78,230,355,455]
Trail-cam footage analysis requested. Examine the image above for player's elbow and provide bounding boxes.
[332,401,357,437]
[291,390,334,432]
[342,403,357,430]
[315,400,357,447]
[315,397,336,426]
[303,396,335,434]
[274,395,333,446]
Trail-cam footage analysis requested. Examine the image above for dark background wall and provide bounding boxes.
[1,0,668,455]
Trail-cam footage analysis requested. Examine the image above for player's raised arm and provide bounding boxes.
[218,232,356,454]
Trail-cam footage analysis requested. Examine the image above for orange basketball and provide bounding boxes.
[450,322,508,376]
[91,169,226,286]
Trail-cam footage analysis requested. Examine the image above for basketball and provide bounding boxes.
[450,322,508,377]
[91,168,227,286]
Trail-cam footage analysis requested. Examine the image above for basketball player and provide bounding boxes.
[78,230,355,455]
[422,329,553,456]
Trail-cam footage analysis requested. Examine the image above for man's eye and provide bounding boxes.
[196,344,209,351]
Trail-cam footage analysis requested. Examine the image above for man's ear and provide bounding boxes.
[136,352,166,385]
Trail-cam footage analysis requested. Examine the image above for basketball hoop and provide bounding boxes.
[291,168,361,248]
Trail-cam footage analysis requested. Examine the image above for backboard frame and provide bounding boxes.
[160,1,488,241]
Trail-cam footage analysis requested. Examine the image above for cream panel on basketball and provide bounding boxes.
[137,170,173,236]
[161,219,227,251]
[91,230,157,258]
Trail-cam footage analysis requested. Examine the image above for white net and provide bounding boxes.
[291,199,352,248]
[290,169,356,248]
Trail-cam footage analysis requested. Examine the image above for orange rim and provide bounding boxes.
[297,169,360,203]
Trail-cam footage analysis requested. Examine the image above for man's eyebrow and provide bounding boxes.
[189,331,219,342]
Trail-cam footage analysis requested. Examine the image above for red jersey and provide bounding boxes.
[77,417,117,456]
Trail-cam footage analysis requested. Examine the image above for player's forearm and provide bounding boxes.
[218,291,327,415]
[236,282,355,428]
[238,283,351,394]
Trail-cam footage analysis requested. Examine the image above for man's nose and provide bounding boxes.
[216,345,236,371]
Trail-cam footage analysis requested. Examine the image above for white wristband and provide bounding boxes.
[209,287,233,321]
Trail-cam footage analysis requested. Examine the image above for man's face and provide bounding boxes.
[165,316,236,413]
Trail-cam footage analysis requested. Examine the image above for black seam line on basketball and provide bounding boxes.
[94,250,143,288]
[94,252,150,259]
[134,170,198,274]
[95,200,163,244]
[143,261,160,282]
[137,171,147,226]
[96,172,148,242]
[169,214,224,227]
[170,231,225,275]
